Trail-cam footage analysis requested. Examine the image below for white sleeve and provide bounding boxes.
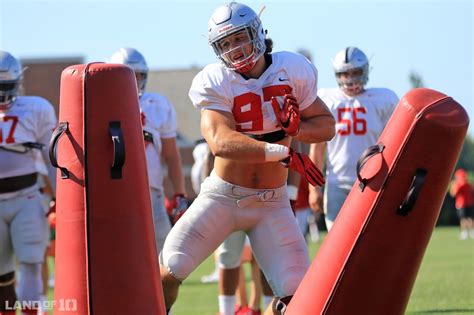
[288,54,318,111]
[382,89,399,126]
[188,67,233,113]
[36,98,57,145]
[36,99,58,191]
[160,98,178,139]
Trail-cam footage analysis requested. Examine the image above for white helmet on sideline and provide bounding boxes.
[110,47,149,97]
[332,47,369,95]
[0,51,23,110]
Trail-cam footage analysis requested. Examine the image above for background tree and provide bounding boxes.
[409,70,424,88]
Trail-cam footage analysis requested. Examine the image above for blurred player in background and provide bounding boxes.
[449,168,474,240]
[191,139,211,196]
[0,50,57,314]
[35,152,56,312]
[292,168,320,243]
[109,48,187,252]
[159,2,335,315]
[309,47,398,231]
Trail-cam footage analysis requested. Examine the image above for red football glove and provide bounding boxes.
[271,94,300,136]
[166,194,188,224]
[280,149,325,187]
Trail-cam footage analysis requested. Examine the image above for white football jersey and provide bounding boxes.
[189,51,318,135]
[318,87,398,184]
[0,96,57,180]
[140,92,178,191]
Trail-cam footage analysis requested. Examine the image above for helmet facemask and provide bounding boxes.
[0,80,19,110]
[208,2,266,74]
[0,51,22,111]
[134,71,148,98]
[335,67,367,96]
[332,47,369,96]
[213,26,263,73]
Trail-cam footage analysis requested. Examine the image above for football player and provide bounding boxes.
[109,48,187,253]
[309,47,398,231]
[159,2,335,315]
[0,50,57,314]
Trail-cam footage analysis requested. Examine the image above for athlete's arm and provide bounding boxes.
[201,109,269,162]
[308,141,326,213]
[294,97,335,144]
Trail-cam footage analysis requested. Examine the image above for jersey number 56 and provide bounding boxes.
[337,107,367,135]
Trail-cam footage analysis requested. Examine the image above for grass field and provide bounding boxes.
[45,226,473,314]
[169,226,474,315]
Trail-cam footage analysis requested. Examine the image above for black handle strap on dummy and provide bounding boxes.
[49,122,70,179]
[356,143,385,192]
[109,121,126,179]
[397,168,427,216]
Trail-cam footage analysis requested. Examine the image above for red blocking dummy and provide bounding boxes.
[51,63,165,314]
[287,88,469,315]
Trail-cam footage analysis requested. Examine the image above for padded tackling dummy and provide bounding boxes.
[287,88,469,315]
[50,63,165,314]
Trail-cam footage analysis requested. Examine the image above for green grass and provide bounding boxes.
[405,227,474,314]
[45,227,473,314]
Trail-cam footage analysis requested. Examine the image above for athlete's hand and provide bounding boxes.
[166,194,188,224]
[308,186,324,213]
[46,199,57,228]
[280,149,325,187]
[271,94,300,136]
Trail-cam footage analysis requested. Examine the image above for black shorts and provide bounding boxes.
[456,206,474,219]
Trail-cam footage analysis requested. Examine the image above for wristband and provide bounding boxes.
[287,184,298,200]
[264,143,289,161]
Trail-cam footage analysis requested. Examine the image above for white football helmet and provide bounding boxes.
[109,47,148,97]
[332,47,369,94]
[208,2,266,73]
[0,51,23,110]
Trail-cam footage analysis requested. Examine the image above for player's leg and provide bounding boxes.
[324,183,350,231]
[160,176,237,311]
[259,269,273,313]
[247,255,263,315]
[235,265,248,314]
[467,206,474,238]
[0,271,16,315]
[200,250,219,284]
[10,191,48,314]
[294,208,310,240]
[0,206,17,315]
[249,197,309,315]
[150,188,172,252]
[217,231,246,315]
[457,208,469,239]
[306,210,320,243]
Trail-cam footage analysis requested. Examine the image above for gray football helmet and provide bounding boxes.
[0,51,23,110]
[332,47,369,92]
[109,47,148,97]
[208,2,266,73]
